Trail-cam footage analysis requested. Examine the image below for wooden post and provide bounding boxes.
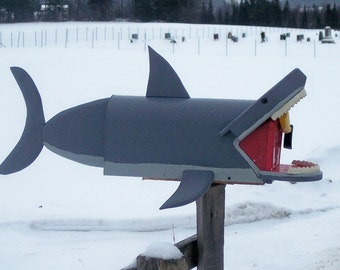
[122,185,226,270]
[196,184,226,270]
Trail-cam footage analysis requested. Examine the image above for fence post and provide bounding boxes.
[0,32,6,48]
[92,29,95,48]
[65,28,69,48]
[254,39,257,57]
[17,31,21,48]
[40,30,43,48]
[118,32,120,50]
[45,30,47,46]
[196,184,226,270]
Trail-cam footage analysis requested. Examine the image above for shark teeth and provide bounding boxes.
[271,89,307,120]
[287,160,320,174]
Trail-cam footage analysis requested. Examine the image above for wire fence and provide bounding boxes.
[0,23,338,58]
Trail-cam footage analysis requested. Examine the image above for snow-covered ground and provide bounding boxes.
[0,22,339,270]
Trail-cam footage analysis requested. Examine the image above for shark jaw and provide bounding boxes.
[239,88,321,179]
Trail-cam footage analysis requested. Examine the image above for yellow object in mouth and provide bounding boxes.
[279,112,292,133]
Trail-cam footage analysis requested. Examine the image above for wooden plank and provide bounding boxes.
[196,184,226,270]
[175,235,198,269]
[136,255,187,270]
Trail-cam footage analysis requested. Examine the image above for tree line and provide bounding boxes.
[0,0,339,29]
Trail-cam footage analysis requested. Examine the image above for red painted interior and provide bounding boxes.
[240,119,282,171]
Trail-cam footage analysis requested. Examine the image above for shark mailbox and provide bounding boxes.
[0,47,322,210]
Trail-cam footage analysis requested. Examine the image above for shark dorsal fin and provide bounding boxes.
[146,47,190,98]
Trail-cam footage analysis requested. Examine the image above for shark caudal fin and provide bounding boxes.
[0,67,45,175]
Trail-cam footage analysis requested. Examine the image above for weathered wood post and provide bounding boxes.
[196,184,226,270]
[122,184,226,270]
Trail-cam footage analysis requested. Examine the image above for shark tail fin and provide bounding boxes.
[0,67,45,175]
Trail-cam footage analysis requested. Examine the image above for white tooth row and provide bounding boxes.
[287,164,320,174]
[271,89,307,120]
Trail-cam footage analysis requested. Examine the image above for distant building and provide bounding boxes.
[35,2,69,21]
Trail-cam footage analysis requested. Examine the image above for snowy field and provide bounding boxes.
[0,22,339,269]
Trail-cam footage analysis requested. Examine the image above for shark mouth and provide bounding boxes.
[239,89,320,176]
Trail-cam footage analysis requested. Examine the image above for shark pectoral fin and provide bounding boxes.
[160,170,214,210]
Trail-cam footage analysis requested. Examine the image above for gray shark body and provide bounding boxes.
[0,47,322,209]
